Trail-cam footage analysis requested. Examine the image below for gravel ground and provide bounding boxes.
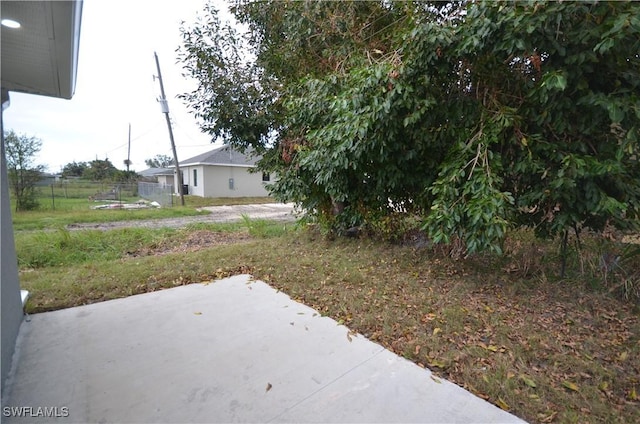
[66,203,298,231]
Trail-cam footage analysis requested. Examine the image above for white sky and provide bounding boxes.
[3,0,232,173]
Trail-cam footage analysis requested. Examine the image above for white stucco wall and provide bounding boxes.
[182,165,205,197]
[199,165,270,198]
[156,174,174,189]
[1,114,25,393]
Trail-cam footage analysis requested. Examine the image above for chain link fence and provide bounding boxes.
[37,181,138,200]
[137,181,174,207]
[32,180,176,211]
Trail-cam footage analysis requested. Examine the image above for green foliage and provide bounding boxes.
[240,213,288,238]
[16,227,177,268]
[181,0,640,255]
[61,161,88,178]
[113,170,138,183]
[4,129,45,211]
[144,154,174,168]
[82,158,118,181]
[178,2,280,150]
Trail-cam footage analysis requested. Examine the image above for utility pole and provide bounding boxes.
[124,123,131,172]
[154,51,184,206]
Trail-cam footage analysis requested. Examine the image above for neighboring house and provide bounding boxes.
[173,145,273,198]
[138,167,170,183]
[154,168,176,188]
[36,172,62,186]
[1,0,83,393]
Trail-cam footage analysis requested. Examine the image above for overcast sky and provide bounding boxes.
[3,0,232,173]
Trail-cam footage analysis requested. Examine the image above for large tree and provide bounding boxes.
[179,0,640,254]
[4,130,45,211]
[82,158,118,181]
[61,161,88,178]
[178,0,411,150]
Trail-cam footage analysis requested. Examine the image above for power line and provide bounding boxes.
[130,117,164,142]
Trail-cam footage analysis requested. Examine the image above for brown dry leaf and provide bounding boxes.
[266,382,272,392]
[414,345,422,355]
[193,311,202,315]
[433,327,442,336]
[430,375,442,384]
[422,313,437,322]
[539,411,558,423]
[346,332,353,342]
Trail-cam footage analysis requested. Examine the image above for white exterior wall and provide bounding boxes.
[156,174,175,190]
[201,165,270,198]
[182,165,205,197]
[169,164,272,198]
[1,116,25,393]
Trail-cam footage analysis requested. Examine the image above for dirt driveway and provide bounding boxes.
[67,203,297,231]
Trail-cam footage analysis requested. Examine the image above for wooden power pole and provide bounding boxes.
[124,123,131,172]
[154,51,184,206]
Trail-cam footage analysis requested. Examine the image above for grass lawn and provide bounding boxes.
[14,222,640,424]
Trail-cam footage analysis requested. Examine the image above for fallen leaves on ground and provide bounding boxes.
[126,230,252,258]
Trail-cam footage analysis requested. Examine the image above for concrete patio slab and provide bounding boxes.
[2,275,527,423]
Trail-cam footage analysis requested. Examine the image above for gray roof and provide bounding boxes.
[138,168,170,177]
[178,145,260,167]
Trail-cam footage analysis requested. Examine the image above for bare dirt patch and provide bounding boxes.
[126,230,253,258]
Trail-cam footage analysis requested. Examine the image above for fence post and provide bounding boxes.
[50,184,55,211]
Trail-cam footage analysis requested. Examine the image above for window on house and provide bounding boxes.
[193,169,198,187]
[229,178,234,190]
[262,172,270,182]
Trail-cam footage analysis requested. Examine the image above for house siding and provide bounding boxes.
[172,145,274,198]
[156,174,174,189]
[1,131,24,394]
[201,165,270,198]
[182,165,205,197]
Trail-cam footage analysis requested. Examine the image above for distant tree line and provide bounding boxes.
[61,159,137,183]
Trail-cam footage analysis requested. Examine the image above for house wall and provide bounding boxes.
[156,174,175,193]
[201,165,270,198]
[181,165,205,197]
[1,110,25,394]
